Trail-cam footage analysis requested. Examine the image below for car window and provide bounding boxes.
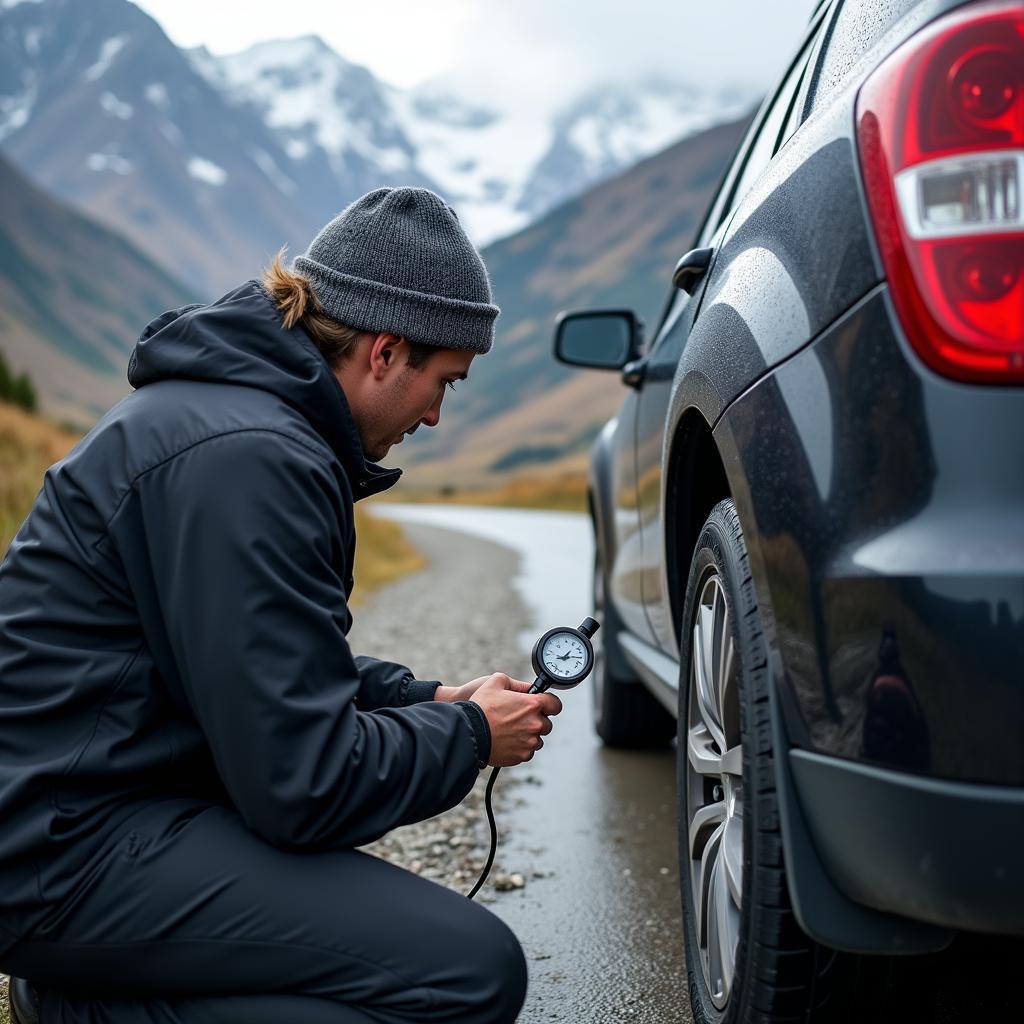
[808,0,920,113]
[782,0,842,146]
[689,1,834,251]
[725,33,815,211]
[646,2,833,350]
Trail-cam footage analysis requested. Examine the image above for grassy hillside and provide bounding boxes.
[398,115,751,489]
[0,152,193,427]
[351,509,426,605]
[382,473,589,514]
[0,401,79,552]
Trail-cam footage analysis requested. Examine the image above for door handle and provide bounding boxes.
[673,246,714,294]
[621,358,647,389]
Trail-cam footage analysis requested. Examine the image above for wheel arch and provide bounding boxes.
[664,409,732,651]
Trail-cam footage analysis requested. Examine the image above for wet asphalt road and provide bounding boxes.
[489,702,689,1024]
[367,506,692,1023]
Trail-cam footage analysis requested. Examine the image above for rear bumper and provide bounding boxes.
[791,749,1024,937]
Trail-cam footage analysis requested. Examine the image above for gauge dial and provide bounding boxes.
[540,631,588,680]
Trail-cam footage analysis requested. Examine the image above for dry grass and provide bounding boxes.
[384,473,589,513]
[0,401,80,552]
[351,506,426,605]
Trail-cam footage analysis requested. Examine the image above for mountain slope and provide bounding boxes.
[396,115,751,487]
[0,151,192,425]
[1,0,755,298]
[0,0,324,294]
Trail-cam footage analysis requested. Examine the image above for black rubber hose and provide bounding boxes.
[466,765,501,899]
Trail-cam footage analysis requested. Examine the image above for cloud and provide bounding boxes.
[134,0,814,113]
[409,0,814,118]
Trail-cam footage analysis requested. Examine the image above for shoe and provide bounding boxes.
[8,976,40,1024]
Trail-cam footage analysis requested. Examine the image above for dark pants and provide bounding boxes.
[2,802,527,1023]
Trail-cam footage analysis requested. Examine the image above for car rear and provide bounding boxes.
[717,0,1024,946]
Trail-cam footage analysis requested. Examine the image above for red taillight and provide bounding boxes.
[857,1,1024,383]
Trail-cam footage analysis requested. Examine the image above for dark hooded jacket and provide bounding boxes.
[0,281,490,941]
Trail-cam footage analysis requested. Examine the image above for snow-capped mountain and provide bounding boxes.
[187,36,438,209]
[516,78,752,221]
[0,0,327,293]
[0,0,756,297]
[189,36,754,246]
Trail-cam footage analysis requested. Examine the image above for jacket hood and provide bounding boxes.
[128,280,401,497]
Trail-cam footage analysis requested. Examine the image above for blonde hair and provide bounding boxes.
[262,247,438,370]
[262,248,365,367]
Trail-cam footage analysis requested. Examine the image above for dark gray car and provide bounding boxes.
[555,0,1024,1020]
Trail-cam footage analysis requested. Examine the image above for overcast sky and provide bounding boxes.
[132,0,815,110]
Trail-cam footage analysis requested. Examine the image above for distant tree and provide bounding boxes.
[0,349,38,413]
[0,349,10,401]
[10,373,37,413]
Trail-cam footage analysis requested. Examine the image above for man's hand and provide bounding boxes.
[468,673,563,767]
[433,676,493,704]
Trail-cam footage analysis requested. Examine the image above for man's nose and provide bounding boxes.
[420,394,443,428]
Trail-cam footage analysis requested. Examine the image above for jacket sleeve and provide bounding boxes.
[121,429,487,849]
[351,655,442,710]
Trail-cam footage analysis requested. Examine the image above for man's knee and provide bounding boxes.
[457,911,527,1023]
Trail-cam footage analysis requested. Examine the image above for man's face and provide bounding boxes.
[355,340,475,463]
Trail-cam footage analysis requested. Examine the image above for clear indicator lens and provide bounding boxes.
[896,151,1022,238]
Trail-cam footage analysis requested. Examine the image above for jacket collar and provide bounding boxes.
[130,280,402,502]
[284,306,404,501]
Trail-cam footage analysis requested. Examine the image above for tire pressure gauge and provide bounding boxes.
[528,617,600,692]
[466,615,601,900]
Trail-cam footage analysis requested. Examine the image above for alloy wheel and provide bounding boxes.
[685,572,743,1010]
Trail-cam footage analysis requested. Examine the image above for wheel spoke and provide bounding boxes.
[719,633,739,746]
[711,847,739,1006]
[692,612,725,750]
[705,851,723,997]
[713,586,728,699]
[687,723,721,776]
[721,631,735,695]
[699,601,719,726]
[693,817,725,947]
[722,814,743,906]
[719,743,743,778]
[688,799,726,861]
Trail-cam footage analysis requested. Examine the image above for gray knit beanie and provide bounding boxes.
[293,187,499,354]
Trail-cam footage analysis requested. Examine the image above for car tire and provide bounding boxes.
[591,535,674,748]
[678,498,844,1023]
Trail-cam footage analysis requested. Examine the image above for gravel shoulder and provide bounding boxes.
[351,512,692,1024]
[349,519,537,896]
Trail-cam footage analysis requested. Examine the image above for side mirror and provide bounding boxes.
[553,309,642,370]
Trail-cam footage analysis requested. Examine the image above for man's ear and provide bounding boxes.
[368,333,406,380]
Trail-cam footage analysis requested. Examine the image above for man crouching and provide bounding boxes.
[0,187,560,1023]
